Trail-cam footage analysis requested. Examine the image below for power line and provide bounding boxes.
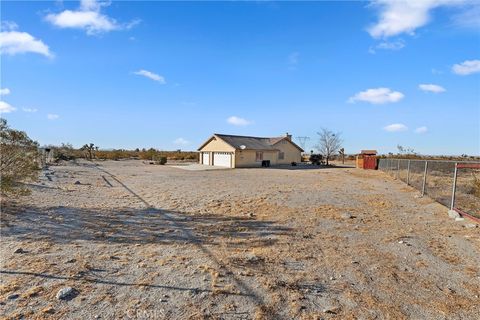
[295,136,310,151]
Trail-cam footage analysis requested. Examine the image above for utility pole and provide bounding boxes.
[296,136,310,153]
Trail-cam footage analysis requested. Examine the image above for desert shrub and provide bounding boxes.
[53,143,77,161]
[186,153,198,160]
[0,119,40,194]
[157,156,167,165]
[140,148,157,161]
[472,173,480,197]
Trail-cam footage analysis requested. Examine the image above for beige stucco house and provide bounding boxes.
[197,133,304,168]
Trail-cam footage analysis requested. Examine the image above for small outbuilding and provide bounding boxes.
[356,150,378,170]
[197,133,304,168]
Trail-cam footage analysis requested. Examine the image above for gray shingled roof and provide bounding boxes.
[198,134,304,152]
[215,134,278,150]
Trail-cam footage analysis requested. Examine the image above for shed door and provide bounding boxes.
[363,156,377,170]
[202,152,210,165]
[213,152,232,167]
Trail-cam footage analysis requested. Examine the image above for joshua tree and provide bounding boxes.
[82,143,97,160]
[315,128,342,165]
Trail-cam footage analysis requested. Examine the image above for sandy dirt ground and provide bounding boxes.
[1,159,479,319]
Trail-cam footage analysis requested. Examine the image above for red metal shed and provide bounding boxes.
[356,150,378,170]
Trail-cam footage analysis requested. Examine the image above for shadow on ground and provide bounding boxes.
[1,205,291,246]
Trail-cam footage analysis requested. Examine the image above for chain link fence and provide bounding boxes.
[378,159,480,220]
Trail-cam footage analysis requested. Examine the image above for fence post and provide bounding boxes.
[450,163,458,210]
[396,159,400,179]
[421,161,428,196]
[406,160,411,185]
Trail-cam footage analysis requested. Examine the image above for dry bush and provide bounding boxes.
[471,173,480,197]
[0,118,40,194]
[49,143,80,161]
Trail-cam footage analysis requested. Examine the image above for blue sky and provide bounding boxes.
[1,0,479,155]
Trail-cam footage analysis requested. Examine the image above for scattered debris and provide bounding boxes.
[56,287,77,301]
[448,210,460,219]
[42,306,55,314]
[323,306,340,314]
[340,212,354,219]
[245,253,261,263]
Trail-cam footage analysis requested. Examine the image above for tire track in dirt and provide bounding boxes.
[94,163,283,319]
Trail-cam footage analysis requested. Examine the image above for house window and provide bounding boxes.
[256,151,263,162]
[278,152,285,160]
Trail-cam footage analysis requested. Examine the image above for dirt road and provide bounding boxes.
[1,160,479,319]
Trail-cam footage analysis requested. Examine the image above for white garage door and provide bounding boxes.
[202,152,210,165]
[213,152,232,167]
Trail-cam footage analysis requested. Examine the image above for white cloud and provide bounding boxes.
[0,31,53,57]
[133,69,166,83]
[452,59,480,75]
[0,101,16,114]
[47,114,60,120]
[227,116,252,126]
[46,11,118,35]
[452,4,480,29]
[369,39,405,54]
[45,0,139,35]
[419,84,446,93]
[415,126,428,134]
[0,88,11,96]
[22,107,38,113]
[80,0,105,11]
[383,123,408,132]
[367,0,464,38]
[1,21,19,31]
[348,87,404,104]
[173,138,190,146]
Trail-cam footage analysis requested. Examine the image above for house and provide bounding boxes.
[197,133,304,168]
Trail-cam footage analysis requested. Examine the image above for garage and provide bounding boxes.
[202,152,210,165]
[213,152,232,167]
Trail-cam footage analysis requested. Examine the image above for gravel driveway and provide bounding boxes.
[1,159,479,319]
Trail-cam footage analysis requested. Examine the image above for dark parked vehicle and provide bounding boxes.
[309,154,324,165]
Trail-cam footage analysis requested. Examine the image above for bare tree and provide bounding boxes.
[397,145,416,156]
[315,128,342,165]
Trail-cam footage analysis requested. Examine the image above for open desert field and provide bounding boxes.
[1,160,479,319]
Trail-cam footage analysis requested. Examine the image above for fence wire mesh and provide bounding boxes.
[378,159,480,219]
[455,167,480,217]
[424,161,456,208]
